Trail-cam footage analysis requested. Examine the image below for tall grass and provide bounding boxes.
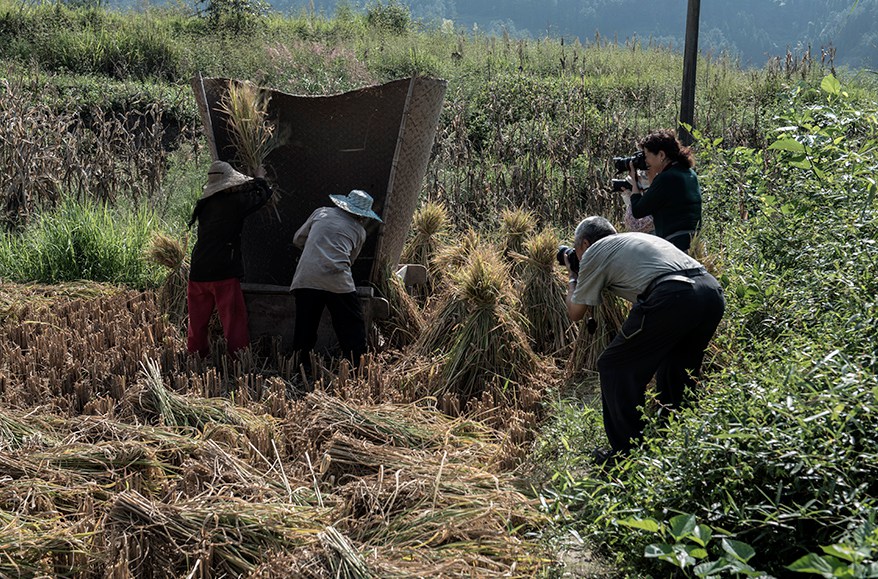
[0,199,164,288]
[1,0,841,234]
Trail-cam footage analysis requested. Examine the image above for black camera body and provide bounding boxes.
[613,150,647,173]
[611,179,634,192]
[556,245,580,273]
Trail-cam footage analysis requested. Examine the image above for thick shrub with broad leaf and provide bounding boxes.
[555,75,878,575]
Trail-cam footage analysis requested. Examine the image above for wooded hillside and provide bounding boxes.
[255,0,878,69]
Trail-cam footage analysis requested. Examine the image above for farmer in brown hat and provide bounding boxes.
[187,160,272,358]
[290,189,382,370]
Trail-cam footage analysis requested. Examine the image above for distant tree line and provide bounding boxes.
[255,0,877,69]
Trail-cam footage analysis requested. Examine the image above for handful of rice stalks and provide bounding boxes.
[217,80,287,177]
[146,232,189,324]
[146,232,186,271]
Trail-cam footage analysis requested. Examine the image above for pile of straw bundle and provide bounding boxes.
[0,279,560,575]
[418,247,542,407]
[516,228,573,355]
[216,80,286,177]
[323,433,552,576]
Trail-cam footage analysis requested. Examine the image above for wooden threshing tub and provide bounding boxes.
[192,76,447,353]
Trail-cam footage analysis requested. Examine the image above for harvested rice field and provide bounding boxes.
[0,232,611,578]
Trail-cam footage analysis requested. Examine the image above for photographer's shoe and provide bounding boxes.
[590,447,618,466]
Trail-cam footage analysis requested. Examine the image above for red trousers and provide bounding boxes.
[187,278,250,357]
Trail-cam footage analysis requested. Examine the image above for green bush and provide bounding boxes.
[365,0,410,34]
[544,75,878,576]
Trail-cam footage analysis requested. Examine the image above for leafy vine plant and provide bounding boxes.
[620,514,878,578]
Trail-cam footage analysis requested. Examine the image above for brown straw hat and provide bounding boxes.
[329,189,383,222]
[202,160,254,199]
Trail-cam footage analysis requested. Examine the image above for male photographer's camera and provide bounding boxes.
[556,245,579,273]
[612,150,647,173]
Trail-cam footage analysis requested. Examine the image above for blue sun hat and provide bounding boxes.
[329,189,383,222]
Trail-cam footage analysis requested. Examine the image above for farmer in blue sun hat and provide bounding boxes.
[290,189,383,372]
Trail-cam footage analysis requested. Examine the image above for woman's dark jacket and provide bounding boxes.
[630,163,702,241]
[188,179,272,282]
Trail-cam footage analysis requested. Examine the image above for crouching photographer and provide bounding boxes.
[613,129,702,252]
[564,216,725,464]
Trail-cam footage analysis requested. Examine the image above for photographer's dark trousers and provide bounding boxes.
[292,288,367,370]
[597,270,725,453]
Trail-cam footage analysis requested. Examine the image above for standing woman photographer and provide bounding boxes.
[628,129,701,252]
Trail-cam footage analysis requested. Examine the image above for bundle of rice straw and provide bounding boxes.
[132,359,277,455]
[146,231,189,326]
[429,228,482,291]
[106,491,325,577]
[216,80,286,177]
[400,200,449,268]
[418,246,541,407]
[516,228,573,355]
[0,511,92,578]
[372,264,424,350]
[499,206,536,258]
[566,291,629,381]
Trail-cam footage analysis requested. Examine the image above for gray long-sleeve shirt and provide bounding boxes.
[572,232,701,305]
[290,207,366,293]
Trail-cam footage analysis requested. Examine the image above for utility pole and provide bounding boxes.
[680,0,701,145]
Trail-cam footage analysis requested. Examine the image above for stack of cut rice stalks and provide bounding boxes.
[417,245,547,411]
[0,357,554,577]
[514,228,574,356]
[400,200,450,302]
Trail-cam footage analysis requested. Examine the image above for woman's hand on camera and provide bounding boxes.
[628,161,640,193]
